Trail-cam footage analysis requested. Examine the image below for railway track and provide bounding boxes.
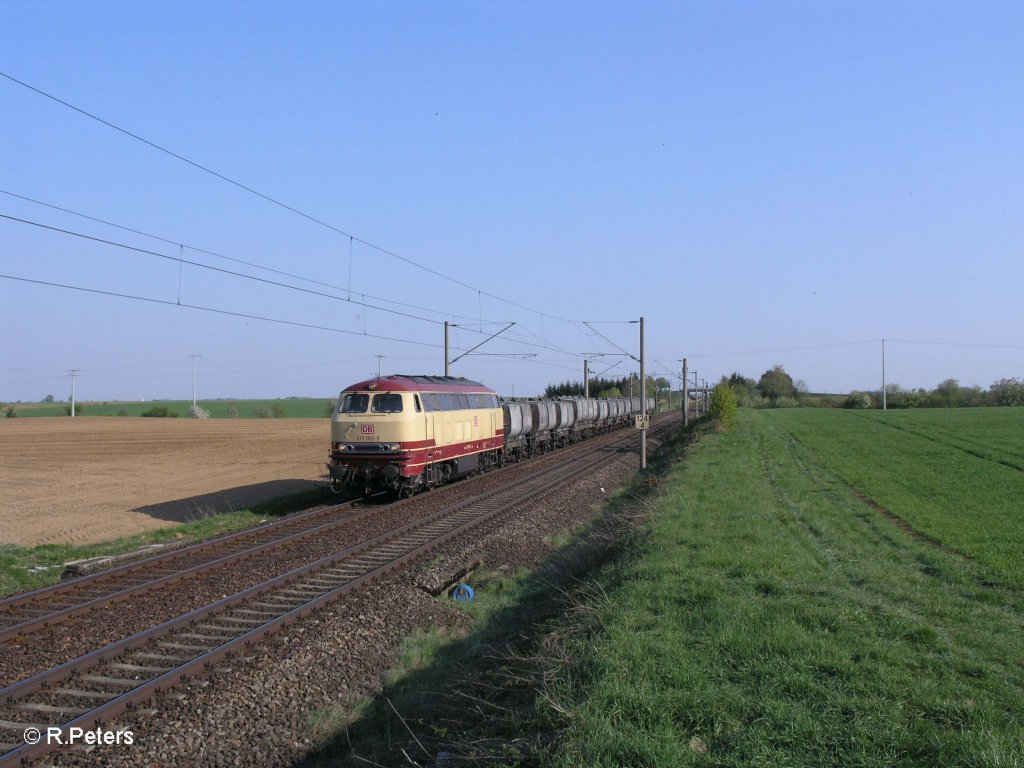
[0,495,378,643]
[0,416,673,766]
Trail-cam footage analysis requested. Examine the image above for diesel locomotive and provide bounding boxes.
[327,374,652,497]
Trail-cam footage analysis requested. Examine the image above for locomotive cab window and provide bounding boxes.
[371,393,404,413]
[339,393,369,413]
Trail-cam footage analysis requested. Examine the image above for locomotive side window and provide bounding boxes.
[371,393,404,413]
[424,393,440,411]
[458,394,470,409]
[339,393,369,413]
[413,394,422,413]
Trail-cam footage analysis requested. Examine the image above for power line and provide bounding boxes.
[0,272,584,375]
[0,272,445,349]
[0,188,512,327]
[582,320,639,362]
[1,213,444,326]
[4,210,593,364]
[0,70,575,322]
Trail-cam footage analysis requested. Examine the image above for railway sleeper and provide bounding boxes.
[51,688,111,701]
[157,641,215,653]
[14,702,91,716]
[108,662,169,674]
[304,578,343,587]
[190,627,238,638]
[249,601,295,611]
[80,674,139,687]
[217,616,270,625]
[178,632,236,642]
[135,652,188,663]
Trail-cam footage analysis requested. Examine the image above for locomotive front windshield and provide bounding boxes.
[338,392,404,414]
[371,393,403,413]
[339,393,369,413]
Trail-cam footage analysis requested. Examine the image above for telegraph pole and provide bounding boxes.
[882,338,887,410]
[583,359,589,397]
[682,358,688,427]
[640,316,647,470]
[444,321,450,376]
[186,355,201,409]
[375,354,385,379]
[66,370,79,417]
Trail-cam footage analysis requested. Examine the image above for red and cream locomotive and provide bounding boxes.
[327,374,652,497]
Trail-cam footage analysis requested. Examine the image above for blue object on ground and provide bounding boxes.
[452,583,475,601]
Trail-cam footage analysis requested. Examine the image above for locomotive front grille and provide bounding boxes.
[332,442,403,454]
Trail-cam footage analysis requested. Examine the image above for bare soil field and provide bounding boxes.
[0,418,328,546]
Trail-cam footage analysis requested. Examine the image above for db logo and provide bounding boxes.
[360,424,374,434]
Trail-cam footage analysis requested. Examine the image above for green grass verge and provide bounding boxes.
[0,487,335,598]
[549,409,1024,767]
[305,410,1024,767]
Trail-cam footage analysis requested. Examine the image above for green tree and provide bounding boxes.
[844,391,872,409]
[989,377,1024,406]
[758,365,796,402]
[931,378,961,408]
[272,402,285,418]
[544,380,584,398]
[709,383,738,428]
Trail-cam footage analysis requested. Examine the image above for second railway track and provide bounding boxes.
[0,417,672,766]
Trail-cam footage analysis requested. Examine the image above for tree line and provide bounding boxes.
[543,375,673,401]
[718,366,1024,409]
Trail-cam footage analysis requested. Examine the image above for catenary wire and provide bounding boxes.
[0,70,577,323]
[0,188,511,328]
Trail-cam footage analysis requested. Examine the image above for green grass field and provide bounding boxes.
[766,407,1024,585]
[550,409,1024,766]
[7,398,334,418]
[325,408,1024,767]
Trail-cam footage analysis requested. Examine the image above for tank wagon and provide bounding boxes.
[328,374,654,497]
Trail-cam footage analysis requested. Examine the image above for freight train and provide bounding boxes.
[327,374,653,497]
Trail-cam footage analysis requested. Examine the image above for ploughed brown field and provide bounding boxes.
[0,418,328,546]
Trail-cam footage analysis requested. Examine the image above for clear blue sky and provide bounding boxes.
[2,1,1022,402]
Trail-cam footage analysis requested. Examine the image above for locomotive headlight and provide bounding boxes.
[390,443,401,451]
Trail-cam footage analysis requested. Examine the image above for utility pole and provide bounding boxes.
[693,371,700,417]
[186,355,201,409]
[583,359,589,398]
[375,354,385,379]
[444,321,450,377]
[640,316,647,471]
[682,358,688,427]
[882,338,887,410]
[66,370,79,417]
